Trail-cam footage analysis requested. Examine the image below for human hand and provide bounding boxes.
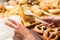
[42,16,60,27]
[5,19,35,40]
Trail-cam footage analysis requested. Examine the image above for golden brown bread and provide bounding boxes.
[33,24,59,40]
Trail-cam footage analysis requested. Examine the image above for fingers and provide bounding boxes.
[8,19,20,26]
[42,16,54,23]
[42,16,52,21]
[5,21,17,29]
[5,19,22,29]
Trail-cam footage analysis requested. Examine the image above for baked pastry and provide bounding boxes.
[43,28,58,40]
[48,9,60,14]
[34,24,47,34]
[33,24,59,40]
[31,5,43,16]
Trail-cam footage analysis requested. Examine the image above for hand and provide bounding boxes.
[5,19,35,40]
[42,16,60,27]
